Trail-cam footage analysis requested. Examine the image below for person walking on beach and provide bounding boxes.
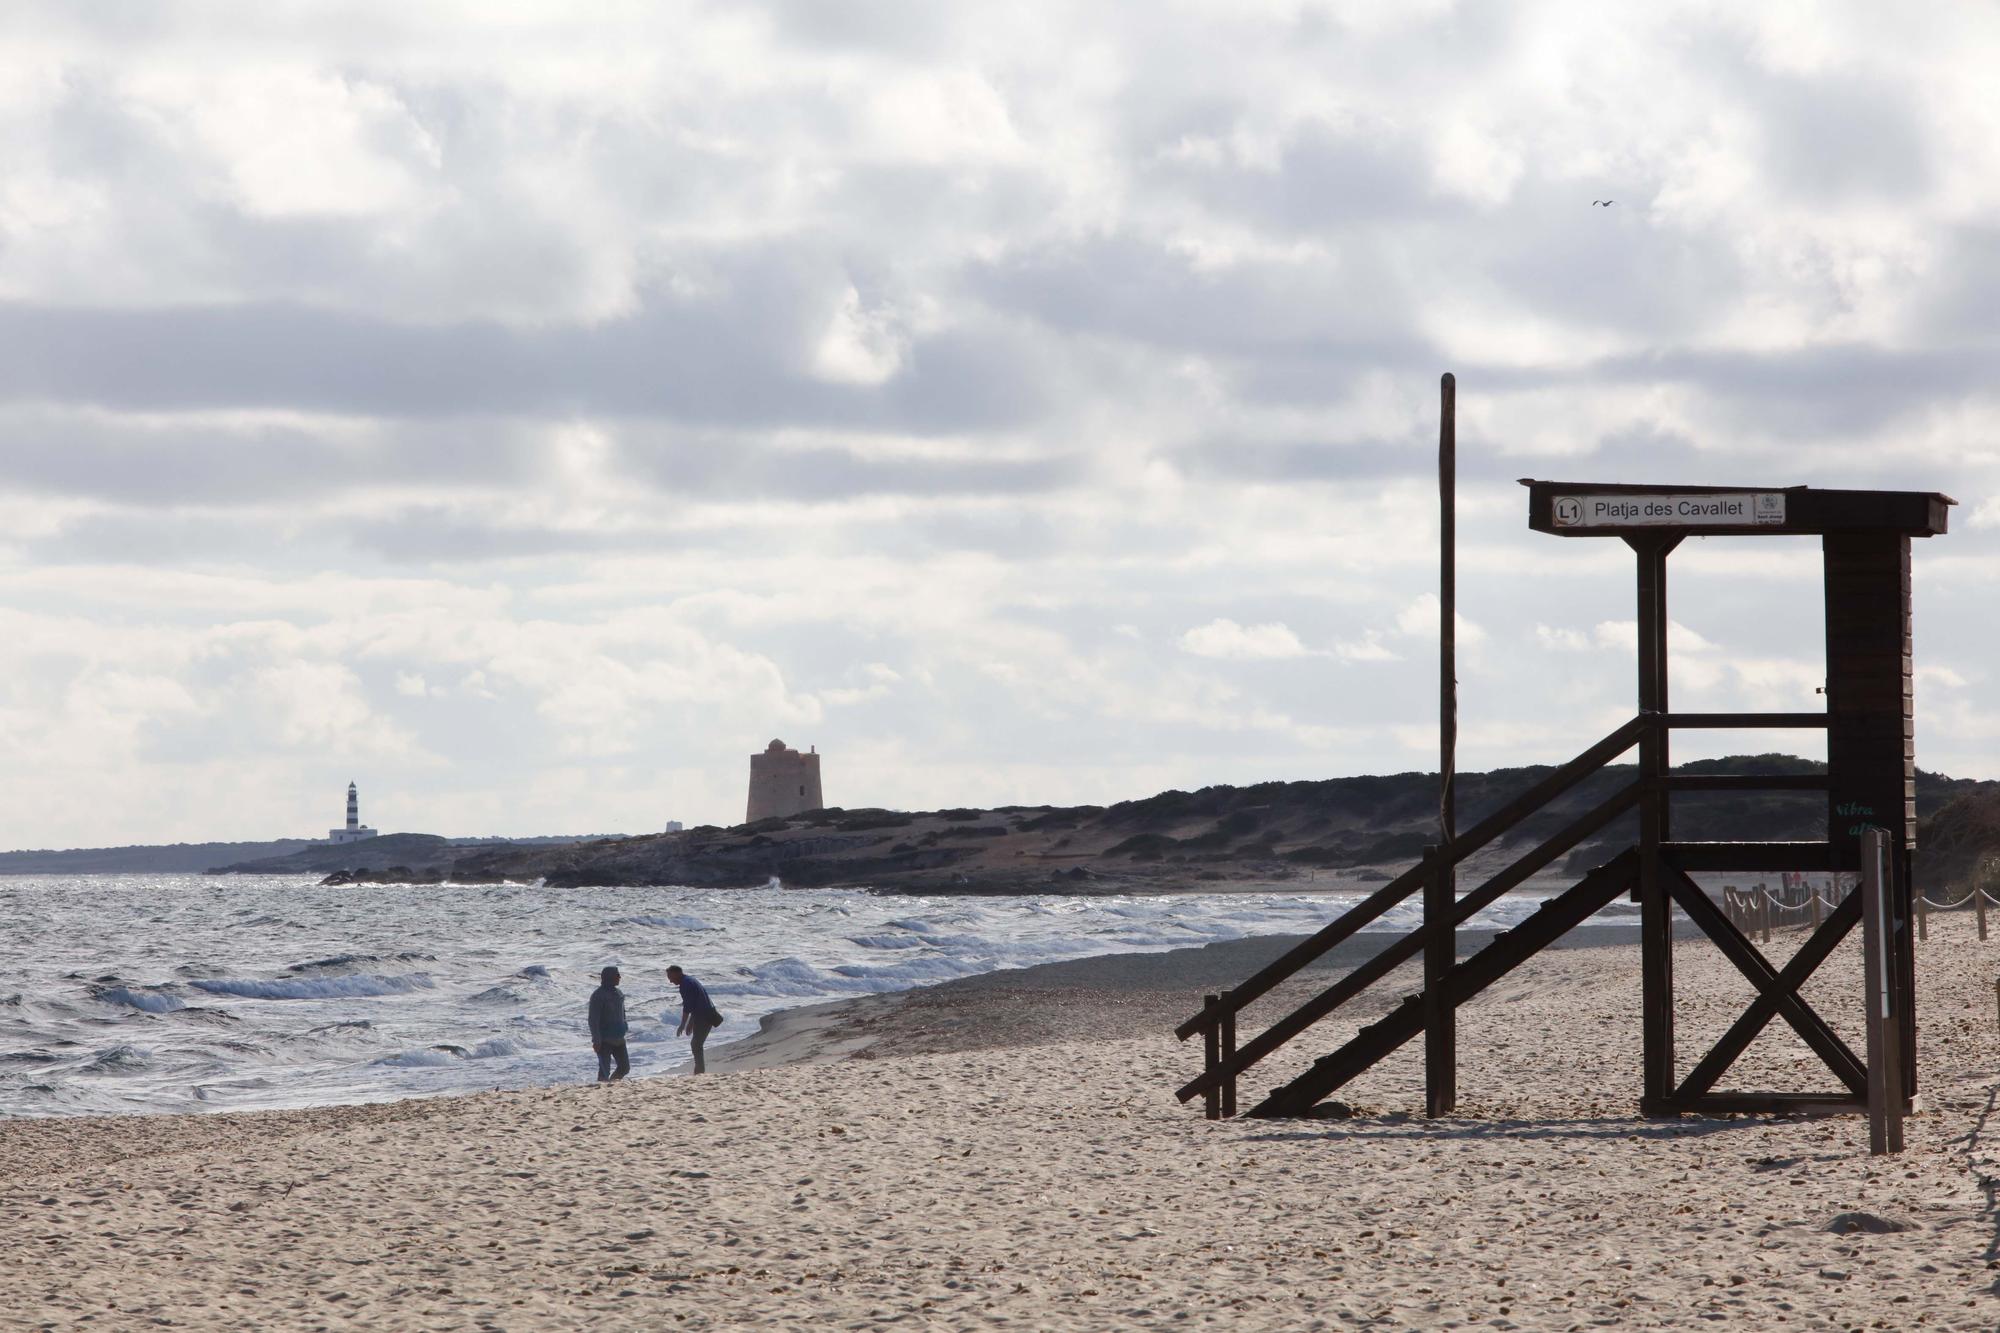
[667,964,723,1074]
[589,966,629,1084]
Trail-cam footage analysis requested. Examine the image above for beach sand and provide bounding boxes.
[5,913,1999,1330]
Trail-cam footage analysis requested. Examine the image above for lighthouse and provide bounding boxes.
[328,781,380,844]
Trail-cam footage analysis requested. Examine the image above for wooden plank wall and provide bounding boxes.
[1823,532,1916,864]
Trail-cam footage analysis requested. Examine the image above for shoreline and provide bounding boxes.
[6,917,1999,1328]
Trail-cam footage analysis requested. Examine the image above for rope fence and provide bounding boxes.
[1715,861,2000,1032]
[1717,866,2000,943]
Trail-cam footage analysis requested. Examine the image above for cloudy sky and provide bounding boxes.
[3,2,1997,848]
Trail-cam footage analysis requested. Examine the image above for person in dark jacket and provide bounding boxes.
[666,964,723,1074]
[588,965,629,1083]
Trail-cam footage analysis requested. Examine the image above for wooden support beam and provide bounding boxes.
[1202,994,1220,1121]
[1173,713,1647,1041]
[1663,712,1829,730]
[1177,782,1642,1104]
[1669,890,1861,1103]
[1248,850,1636,1117]
[1630,535,1679,1108]
[1664,869,1866,1096]
[1219,992,1237,1119]
[1423,844,1456,1117]
[1861,828,1906,1154]
[1659,1091,1868,1116]
[1661,774,1830,793]
[1664,842,1836,873]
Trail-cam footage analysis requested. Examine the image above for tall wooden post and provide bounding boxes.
[1631,534,1680,1112]
[1861,828,1906,1154]
[1428,372,1458,1117]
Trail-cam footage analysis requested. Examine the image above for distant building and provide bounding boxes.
[664,820,684,833]
[746,739,823,823]
[329,781,379,844]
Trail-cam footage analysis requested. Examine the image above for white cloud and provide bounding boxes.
[1534,625,1593,652]
[5,1,2000,844]
[1394,595,1488,646]
[1179,618,1312,660]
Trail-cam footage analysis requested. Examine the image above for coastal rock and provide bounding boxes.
[1825,1211,1915,1235]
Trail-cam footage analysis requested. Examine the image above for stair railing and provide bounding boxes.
[1176,712,1651,1112]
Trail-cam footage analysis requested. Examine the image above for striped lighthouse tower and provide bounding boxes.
[329,781,378,844]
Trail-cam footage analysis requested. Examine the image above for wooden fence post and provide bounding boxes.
[1423,844,1457,1117]
[1810,879,1822,930]
[1759,886,1772,944]
[1202,994,1221,1121]
[1978,883,1989,942]
[1220,989,1237,1119]
[1916,885,1928,942]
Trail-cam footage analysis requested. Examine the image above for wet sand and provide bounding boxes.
[4,914,1999,1330]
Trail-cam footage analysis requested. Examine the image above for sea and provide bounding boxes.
[1,874,1616,1119]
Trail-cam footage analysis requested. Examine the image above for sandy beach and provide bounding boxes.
[5,913,1999,1331]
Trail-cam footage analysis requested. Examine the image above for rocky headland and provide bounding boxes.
[239,754,2000,895]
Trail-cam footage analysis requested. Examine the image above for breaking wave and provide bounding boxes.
[191,974,436,1000]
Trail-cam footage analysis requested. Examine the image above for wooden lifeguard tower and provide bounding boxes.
[1178,473,1952,1121]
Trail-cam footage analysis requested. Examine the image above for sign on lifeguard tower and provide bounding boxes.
[1550,490,1787,529]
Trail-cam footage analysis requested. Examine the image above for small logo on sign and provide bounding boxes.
[1553,497,1583,527]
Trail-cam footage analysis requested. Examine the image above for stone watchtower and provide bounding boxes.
[746,739,823,823]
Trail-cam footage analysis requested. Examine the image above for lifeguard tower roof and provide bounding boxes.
[1519,479,1953,539]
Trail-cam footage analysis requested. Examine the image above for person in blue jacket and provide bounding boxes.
[666,964,723,1074]
[588,965,629,1083]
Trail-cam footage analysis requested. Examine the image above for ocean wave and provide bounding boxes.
[612,914,721,931]
[376,1048,458,1068]
[724,956,860,998]
[830,956,983,986]
[468,1038,527,1059]
[287,951,437,974]
[77,1045,151,1075]
[517,965,552,979]
[847,933,929,950]
[92,986,186,1014]
[377,1037,530,1068]
[192,974,436,1000]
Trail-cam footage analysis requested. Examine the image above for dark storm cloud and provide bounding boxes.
[1173,437,1416,484]
[0,414,561,504]
[0,261,1057,434]
[615,435,1081,503]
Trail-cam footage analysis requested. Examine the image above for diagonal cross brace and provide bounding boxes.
[1666,872,1864,1100]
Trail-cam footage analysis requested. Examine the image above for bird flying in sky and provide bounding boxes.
[1592,199,1615,207]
